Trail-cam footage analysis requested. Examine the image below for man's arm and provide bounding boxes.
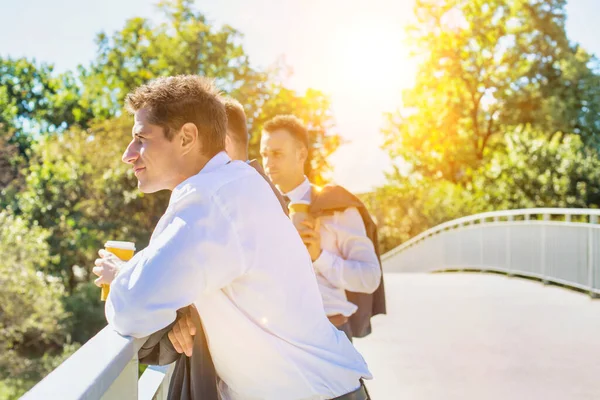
[137,319,180,365]
[312,207,381,294]
[106,203,247,338]
[137,304,203,365]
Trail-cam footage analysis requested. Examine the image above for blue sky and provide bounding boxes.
[1,0,598,192]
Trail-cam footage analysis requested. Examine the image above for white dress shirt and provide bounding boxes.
[284,178,381,318]
[106,152,371,400]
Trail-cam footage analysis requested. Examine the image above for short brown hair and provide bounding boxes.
[262,115,309,150]
[223,97,248,147]
[125,75,226,157]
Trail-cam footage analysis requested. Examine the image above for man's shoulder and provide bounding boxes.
[192,161,256,189]
[173,162,258,208]
[310,183,363,215]
[204,161,280,209]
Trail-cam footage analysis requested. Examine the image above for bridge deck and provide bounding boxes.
[355,273,600,400]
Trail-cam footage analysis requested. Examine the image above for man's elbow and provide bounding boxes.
[362,264,382,294]
[345,263,381,294]
[110,322,146,339]
[107,306,146,338]
[106,298,171,339]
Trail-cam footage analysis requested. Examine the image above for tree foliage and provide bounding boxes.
[0,212,76,399]
[383,0,600,182]
[372,0,600,254]
[0,7,340,393]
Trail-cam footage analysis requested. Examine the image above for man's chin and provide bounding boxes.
[267,173,280,185]
[137,181,162,194]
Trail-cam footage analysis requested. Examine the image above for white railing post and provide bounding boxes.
[589,215,598,298]
[22,327,147,400]
[479,218,485,269]
[139,364,175,400]
[541,214,550,283]
[458,223,464,270]
[506,215,513,275]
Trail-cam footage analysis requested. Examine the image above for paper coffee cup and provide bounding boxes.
[289,203,310,215]
[101,241,136,301]
[288,202,313,232]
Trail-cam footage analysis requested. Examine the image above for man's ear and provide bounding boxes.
[297,144,308,164]
[180,122,200,155]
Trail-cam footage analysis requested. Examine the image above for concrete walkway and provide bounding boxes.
[355,273,600,400]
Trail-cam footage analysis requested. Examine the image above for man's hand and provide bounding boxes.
[92,249,125,287]
[300,219,322,262]
[168,304,200,357]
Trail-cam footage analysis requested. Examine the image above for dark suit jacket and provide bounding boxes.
[310,184,386,338]
[137,159,287,400]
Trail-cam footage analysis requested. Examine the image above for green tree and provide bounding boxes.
[5,0,341,354]
[79,0,339,183]
[371,129,600,253]
[80,0,267,120]
[17,117,167,291]
[0,129,21,197]
[0,212,76,399]
[374,0,600,253]
[471,129,600,210]
[363,176,475,253]
[0,57,93,145]
[383,0,600,182]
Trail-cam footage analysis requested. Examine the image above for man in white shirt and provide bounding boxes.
[97,76,372,399]
[259,115,383,340]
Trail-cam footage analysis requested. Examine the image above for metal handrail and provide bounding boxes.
[382,208,600,297]
[382,208,600,261]
[22,326,172,400]
[24,207,599,398]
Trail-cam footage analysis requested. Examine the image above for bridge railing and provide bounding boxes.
[22,326,173,400]
[24,208,599,399]
[382,208,600,296]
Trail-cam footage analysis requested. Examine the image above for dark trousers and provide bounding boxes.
[332,379,371,400]
[337,321,353,342]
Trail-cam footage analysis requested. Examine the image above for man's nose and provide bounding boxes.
[264,157,275,170]
[122,141,139,164]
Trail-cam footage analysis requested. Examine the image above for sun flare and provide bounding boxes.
[324,21,414,94]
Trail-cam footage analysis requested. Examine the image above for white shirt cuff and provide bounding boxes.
[313,249,335,274]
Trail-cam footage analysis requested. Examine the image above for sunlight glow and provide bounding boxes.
[324,21,413,95]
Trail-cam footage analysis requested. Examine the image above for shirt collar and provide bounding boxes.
[201,151,231,174]
[170,151,231,206]
[284,177,311,204]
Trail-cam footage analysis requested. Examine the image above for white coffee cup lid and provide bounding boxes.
[104,241,136,251]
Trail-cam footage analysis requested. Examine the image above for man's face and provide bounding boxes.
[260,129,306,189]
[122,108,183,193]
